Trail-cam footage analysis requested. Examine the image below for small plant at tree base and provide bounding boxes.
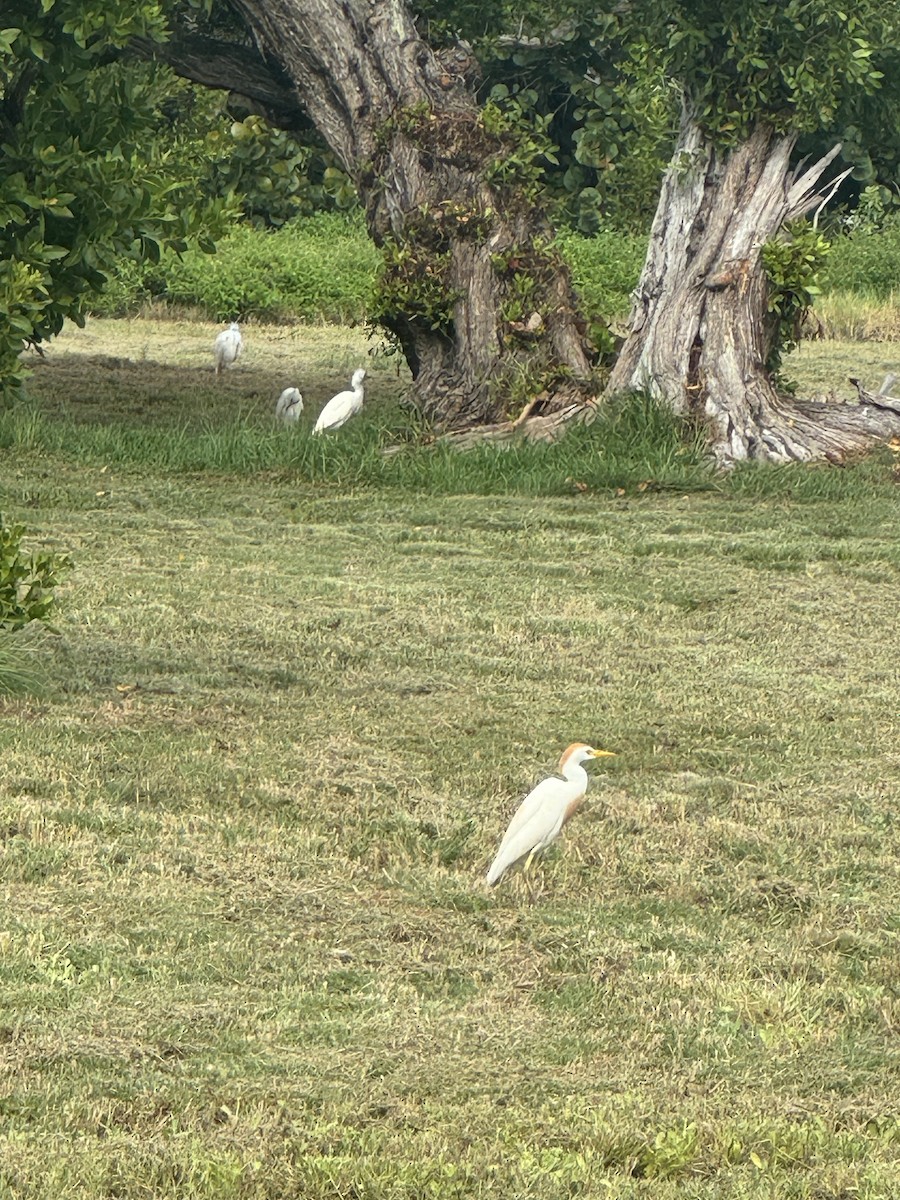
[0,516,71,631]
[762,220,831,382]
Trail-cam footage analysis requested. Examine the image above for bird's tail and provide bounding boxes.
[485,859,505,887]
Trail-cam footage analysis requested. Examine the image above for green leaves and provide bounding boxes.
[0,516,71,632]
[629,0,892,141]
[0,5,242,389]
[761,220,832,379]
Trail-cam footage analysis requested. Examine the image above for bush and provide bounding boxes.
[555,228,646,320]
[90,215,648,326]
[819,219,900,300]
[0,517,70,631]
[90,213,380,323]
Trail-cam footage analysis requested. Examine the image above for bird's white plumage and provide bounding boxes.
[214,322,243,375]
[275,386,303,422]
[312,367,367,434]
[485,743,614,886]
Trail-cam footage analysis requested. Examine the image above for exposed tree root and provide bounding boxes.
[428,375,900,462]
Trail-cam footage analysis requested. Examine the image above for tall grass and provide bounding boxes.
[5,390,898,505]
[810,290,900,341]
[0,631,45,695]
[0,393,710,495]
[820,217,900,300]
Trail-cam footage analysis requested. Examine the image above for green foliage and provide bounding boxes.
[0,2,236,389]
[628,0,889,141]
[555,227,646,319]
[482,88,561,200]
[89,215,645,328]
[371,239,457,338]
[0,516,70,631]
[89,214,379,322]
[477,29,674,234]
[566,65,677,234]
[821,215,900,300]
[761,220,831,377]
[843,183,900,233]
[365,200,482,343]
[414,6,675,233]
[155,79,357,229]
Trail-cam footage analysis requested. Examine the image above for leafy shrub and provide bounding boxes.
[761,220,830,375]
[91,213,380,323]
[0,517,70,631]
[90,215,648,325]
[819,219,900,300]
[555,228,646,319]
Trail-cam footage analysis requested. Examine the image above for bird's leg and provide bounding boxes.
[522,850,541,904]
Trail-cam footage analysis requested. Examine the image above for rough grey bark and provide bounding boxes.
[606,108,900,464]
[175,0,596,428]
[132,33,305,129]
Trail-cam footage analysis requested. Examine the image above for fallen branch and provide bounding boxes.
[849,376,900,416]
[436,401,591,450]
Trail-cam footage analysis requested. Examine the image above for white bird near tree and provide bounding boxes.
[486,743,616,887]
[312,368,367,434]
[275,386,303,423]
[214,322,243,375]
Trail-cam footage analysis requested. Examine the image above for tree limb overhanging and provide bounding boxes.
[130,32,308,130]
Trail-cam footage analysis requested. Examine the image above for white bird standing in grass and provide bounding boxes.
[275,386,303,423]
[312,367,367,434]
[214,322,243,375]
[486,743,615,888]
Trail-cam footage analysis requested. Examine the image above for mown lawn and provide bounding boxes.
[1,320,900,1198]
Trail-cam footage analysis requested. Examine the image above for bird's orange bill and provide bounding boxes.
[590,749,616,758]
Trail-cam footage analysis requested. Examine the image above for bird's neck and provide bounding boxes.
[561,760,588,790]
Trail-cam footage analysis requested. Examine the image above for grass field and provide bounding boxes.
[2,320,900,1198]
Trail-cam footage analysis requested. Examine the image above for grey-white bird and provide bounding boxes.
[214,322,243,375]
[486,743,616,887]
[312,368,367,434]
[275,386,303,423]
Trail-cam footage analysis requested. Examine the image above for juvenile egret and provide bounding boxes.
[312,368,366,434]
[486,743,615,887]
[275,386,303,423]
[214,322,243,375]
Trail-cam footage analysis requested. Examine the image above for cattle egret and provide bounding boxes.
[275,386,303,423]
[214,322,243,375]
[486,743,615,887]
[312,368,367,434]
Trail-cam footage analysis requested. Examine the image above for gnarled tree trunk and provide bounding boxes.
[607,108,900,464]
[214,0,595,428]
